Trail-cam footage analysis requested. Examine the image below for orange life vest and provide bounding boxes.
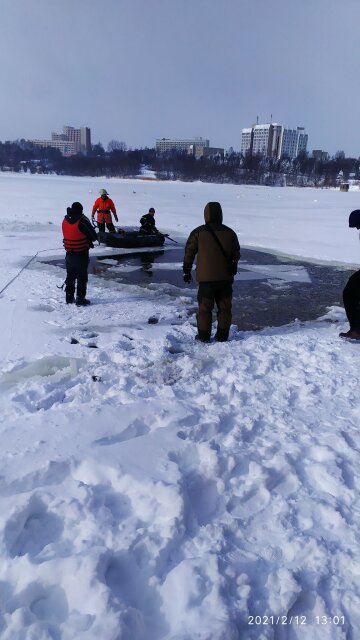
[62,218,90,252]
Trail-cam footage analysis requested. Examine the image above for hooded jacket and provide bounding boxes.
[183,202,240,282]
[92,196,117,222]
[62,208,97,252]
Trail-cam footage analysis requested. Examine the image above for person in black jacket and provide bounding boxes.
[340,209,360,339]
[139,207,160,235]
[62,202,98,306]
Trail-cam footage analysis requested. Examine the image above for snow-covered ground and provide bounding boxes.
[0,172,359,639]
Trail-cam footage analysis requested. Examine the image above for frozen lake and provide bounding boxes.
[48,244,353,331]
[1,173,359,639]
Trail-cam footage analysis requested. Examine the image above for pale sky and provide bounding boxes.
[1,0,360,156]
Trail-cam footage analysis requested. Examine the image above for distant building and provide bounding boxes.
[241,122,308,160]
[30,138,76,156]
[188,144,224,159]
[156,137,210,153]
[281,127,308,159]
[240,127,254,156]
[254,124,282,157]
[312,150,330,162]
[241,123,283,158]
[32,125,91,156]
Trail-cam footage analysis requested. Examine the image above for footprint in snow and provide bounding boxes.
[28,303,55,313]
[166,333,186,355]
[6,582,69,625]
[92,418,149,446]
[79,331,99,348]
[81,331,99,339]
[97,552,168,637]
[5,495,63,559]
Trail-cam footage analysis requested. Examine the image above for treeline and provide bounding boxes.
[0,140,147,177]
[0,140,359,187]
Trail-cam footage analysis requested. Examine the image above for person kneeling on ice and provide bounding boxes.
[91,188,118,233]
[62,202,97,306]
[340,209,360,339]
[183,201,240,343]
[139,207,160,235]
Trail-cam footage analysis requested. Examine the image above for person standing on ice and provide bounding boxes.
[183,201,240,343]
[139,207,160,235]
[340,209,360,339]
[62,202,97,306]
[91,188,118,232]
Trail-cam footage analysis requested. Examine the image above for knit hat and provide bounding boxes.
[204,202,223,223]
[71,202,83,214]
[149,207,155,213]
[99,189,109,196]
[349,209,360,227]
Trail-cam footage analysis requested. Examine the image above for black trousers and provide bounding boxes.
[197,281,233,340]
[65,251,89,302]
[343,269,360,330]
[98,222,116,233]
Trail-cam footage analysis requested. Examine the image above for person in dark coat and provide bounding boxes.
[183,201,240,342]
[62,202,98,306]
[139,207,159,235]
[340,209,360,339]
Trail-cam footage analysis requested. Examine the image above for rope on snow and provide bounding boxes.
[0,247,63,297]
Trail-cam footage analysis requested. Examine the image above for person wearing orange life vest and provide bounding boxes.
[91,188,118,232]
[62,202,97,306]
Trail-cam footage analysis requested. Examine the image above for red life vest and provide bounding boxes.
[62,218,90,252]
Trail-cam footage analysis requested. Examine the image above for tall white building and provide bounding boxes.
[280,127,308,159]
[61,126,91,154]
[252,124,282,157]
[241,123,308,160]
[240,128,253,155]
[32,125,91,156]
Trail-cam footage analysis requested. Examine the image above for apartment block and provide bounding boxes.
[240,128,253,155]
[312,150,330,162]
[188,144,224,159]
[31,139,76,156]
[281,127,308,159]
[32,125,91,156]
[241,123,308,160]
[156,137,210,153]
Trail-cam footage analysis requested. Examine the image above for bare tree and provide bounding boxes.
[107,139,127,152]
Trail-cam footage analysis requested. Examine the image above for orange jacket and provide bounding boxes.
[92,196,117,224]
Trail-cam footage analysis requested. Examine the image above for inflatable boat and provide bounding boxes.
[97,229,166,249]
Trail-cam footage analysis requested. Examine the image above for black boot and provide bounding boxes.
[76,298,91,306]
[215,328,229,342]
[65,287,75,304]
[195,330,211,343]
[76,281,89,306]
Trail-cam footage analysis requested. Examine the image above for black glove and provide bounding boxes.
[183,270,192,284]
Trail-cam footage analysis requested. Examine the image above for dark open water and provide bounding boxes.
[49,246,354,331]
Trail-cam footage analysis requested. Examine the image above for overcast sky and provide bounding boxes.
[1,0,360,156]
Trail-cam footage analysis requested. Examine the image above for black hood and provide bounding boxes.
[204,202,223,224]
[349,209,360,227]
[65,207,82,224]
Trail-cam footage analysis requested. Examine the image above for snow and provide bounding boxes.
[0,172,359,639]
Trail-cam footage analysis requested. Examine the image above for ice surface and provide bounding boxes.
[0,173,358,638]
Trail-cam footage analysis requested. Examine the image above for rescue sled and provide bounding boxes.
[97,228,166,249]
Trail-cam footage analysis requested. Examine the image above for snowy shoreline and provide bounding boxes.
[0,173,359,639]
